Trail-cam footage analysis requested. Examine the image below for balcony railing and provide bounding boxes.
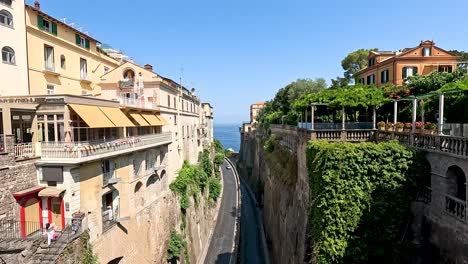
[14,143,35,159]
[310,130,375,142]
[118,79,135,88]
[118,96,158,109]
[103,170,117,186]
[445,194,466,221]
[102,207,119,232]
[40,132,172,162]
[376,131,468,158]
[43,61,57,73]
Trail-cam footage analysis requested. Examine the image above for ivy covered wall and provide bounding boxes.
[306,140,428,264]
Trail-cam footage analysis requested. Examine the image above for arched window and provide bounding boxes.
[160,170,166,179]
[123,69,135,80]
[446,165,466,201]
[146,175,157,187]
[0,0,12,6]
[134,181,143,193]
[0,10,13,27]
[2,46,15,64]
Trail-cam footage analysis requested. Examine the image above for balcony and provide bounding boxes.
[42,62,60,76]
[103,170,119,186]
[118,96,159,109]
[14,143,36,159]
[445,194,466,221]
[80,73,92,84]
[39,132,172,164]
[118,79,135,89]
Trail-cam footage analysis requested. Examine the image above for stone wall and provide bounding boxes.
[238,127,310,264]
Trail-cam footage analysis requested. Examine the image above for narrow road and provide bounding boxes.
[204,161,239,264]
[239,180,267,264]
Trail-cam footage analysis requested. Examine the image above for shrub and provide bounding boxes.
[395,122,404,129]
[208,177,222,201]
[377,121,385,128]
[385,122,393,129]
[214,153,225,165]
[404,122,412,129]
[415,121,425,129]
[425,122,437,130]
[166,231,186,261]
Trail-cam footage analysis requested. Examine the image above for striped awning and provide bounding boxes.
[69,104,115,128]
[99,107,135,127]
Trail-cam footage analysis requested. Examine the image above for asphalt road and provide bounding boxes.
[205,161,238,264]
[239,180,267,264]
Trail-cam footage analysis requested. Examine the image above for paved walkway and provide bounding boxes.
[204,161,239,264]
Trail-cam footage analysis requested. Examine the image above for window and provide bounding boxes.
[368,58,376,67]
[174,115,177,125]
[0,0,12,6]
[44,45,54,71]
[104,66,109,74]
[75,34,90,49]
[60,55,66,69]
[423,47,431,57]
[438,65,453,73]
[0,10,13,27]
[366,74,375,85]
[380,69,389,84]
[167,95,171,108]
[47,85,54,95]
[80,58,87,79]
[402,67,418,79]
[37,15,57,35]
[1,46,14,64]
[145,152,155,172]
[174,97,176,109]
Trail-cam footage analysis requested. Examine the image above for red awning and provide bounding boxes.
[12,186,46,198]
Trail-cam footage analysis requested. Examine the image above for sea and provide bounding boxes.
[214,123,241,152]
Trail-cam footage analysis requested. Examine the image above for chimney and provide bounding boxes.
[34,0,40,10]
[144,64,153,71]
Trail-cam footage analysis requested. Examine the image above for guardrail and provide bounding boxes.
[14,143,35,159]
[41,133,172,161]
[445,194,466,221]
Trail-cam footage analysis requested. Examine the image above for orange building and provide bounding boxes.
[250,102,265,123]
[355,40,460,87]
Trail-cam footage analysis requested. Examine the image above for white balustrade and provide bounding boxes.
[14,143,35,159]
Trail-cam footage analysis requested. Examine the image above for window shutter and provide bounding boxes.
[37,15,44,30]
[402,67,407,79]
[75,34,81,46]
[413,67,418,75]
[85,39,90,50]
[51,22,57,36]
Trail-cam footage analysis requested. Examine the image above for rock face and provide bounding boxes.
[238,128,310,264]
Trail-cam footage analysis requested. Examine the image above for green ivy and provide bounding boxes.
[201,150,213,176]
[306,140,424,264]
[214,152,225,165]
[166,231,186,261]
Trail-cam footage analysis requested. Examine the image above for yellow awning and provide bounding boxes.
[129,112,150,126]
[155,115,168,125]
[69,104,115,128]
[38,188,65,197]
[99,107,135,127]
[141,112,164,126]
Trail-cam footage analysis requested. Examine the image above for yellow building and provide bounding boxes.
[25,3,119,96]
[0,0,29,96]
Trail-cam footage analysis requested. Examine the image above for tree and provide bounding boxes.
[341,48,377,80]
[329,76,350,90]
[286,78,327,104]
[449,50,468,62]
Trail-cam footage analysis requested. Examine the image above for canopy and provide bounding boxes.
[99,107,135,127]
[69,104,115,128]
[141,112,164,126]
[129,112,150,126]
[156,115,168,125]
[38,188,65,198]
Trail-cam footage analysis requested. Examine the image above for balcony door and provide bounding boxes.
[80,58,87,79]
[44,45,54,71]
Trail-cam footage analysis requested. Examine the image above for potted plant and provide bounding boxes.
[385,122,394,131]
[403,122,412,132]
[424,122,437,134]
[415,121,425,133]
[395,122,404,132]
[377,121,386,131]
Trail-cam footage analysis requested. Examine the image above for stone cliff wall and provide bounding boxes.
[238,127,310,264]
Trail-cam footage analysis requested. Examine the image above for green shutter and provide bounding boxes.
[402,67,407,79]
[85,39,90,50]
[413,67,418,75]
[75,34,81,46]
[37,15,44,30]
[51,22,57,36]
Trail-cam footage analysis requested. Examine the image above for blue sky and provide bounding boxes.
[28,0,468,123]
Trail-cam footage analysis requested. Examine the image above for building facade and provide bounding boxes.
[355,41,460,87]
[0,0,29,96]
[250,102,265,123]
[25,3,120,96]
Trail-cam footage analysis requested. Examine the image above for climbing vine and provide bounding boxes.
[166,230,187,262]
[306,140,426,264]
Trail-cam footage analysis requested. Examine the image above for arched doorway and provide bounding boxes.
[108,257,123,264]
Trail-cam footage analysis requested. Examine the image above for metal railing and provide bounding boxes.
[14,143,35,159]
[377,131,468,158]
[118,79,135,88]
[102,207,119,232]
[415,186,432,204]
[445,194,466,221]
[0,220,43,240]
[40,133,172,161]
